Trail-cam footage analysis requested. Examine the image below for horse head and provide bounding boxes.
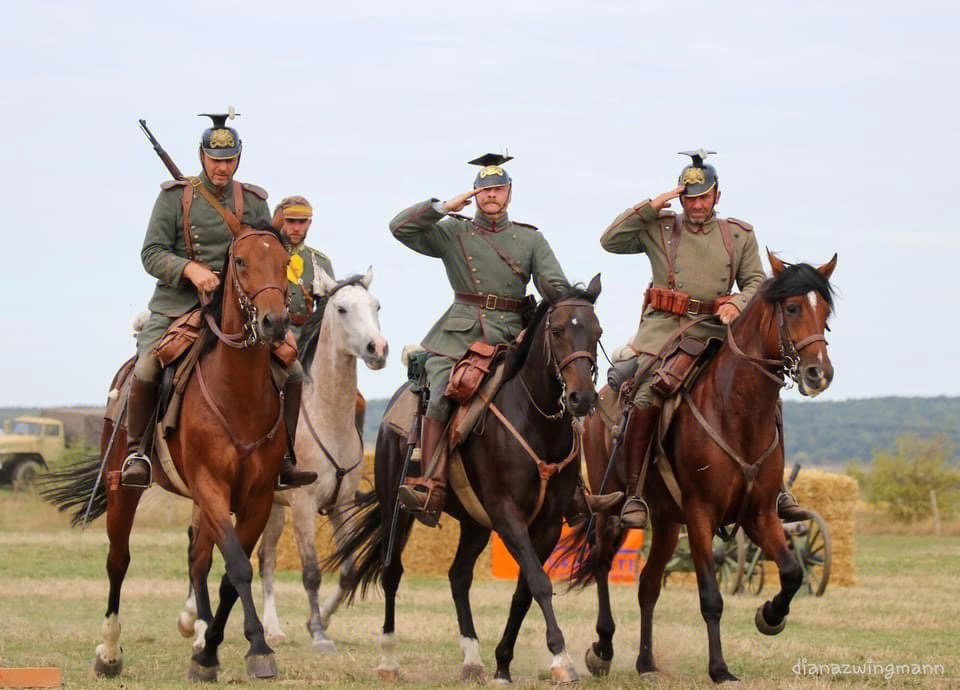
[222,226,291,345]
[538,273,603,416]
[313,266,389,370]
[764,251,837,397]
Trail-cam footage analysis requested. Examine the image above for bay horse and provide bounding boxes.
[326,276,602,684]
[572,252,836,683]
[43,225,293,681]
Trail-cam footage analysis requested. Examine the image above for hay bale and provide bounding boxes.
[267,450,492,578]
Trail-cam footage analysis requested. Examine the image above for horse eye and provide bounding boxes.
[337,306,347,314]
[235,258,246,268]
[552,328,563,337]
[786,303,800,315]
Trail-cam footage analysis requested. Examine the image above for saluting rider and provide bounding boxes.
[390,154,619,526]
[601,150,809,528]
[121,112,316,490]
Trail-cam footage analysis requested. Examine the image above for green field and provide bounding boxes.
[1,490,957,689]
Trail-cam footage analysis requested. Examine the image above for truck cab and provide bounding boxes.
[0,416,65,490]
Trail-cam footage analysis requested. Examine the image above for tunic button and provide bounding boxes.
[472,267,477,272]
[468,256,473,260]
[474,279,480,285]
[678,281,684,288]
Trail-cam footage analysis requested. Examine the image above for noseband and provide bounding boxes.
[202,229,290,348]
[728,300,828,388]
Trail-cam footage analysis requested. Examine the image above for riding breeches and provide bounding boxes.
[609,348,659,408]
[424,353,456,423]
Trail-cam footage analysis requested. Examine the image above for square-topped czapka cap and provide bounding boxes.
[678,149,718,197]
[199,108,242,160]
[469,153,513,189]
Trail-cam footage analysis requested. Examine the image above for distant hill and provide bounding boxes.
[362,396,960,465]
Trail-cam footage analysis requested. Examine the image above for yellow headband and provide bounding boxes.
[283,204,313,219]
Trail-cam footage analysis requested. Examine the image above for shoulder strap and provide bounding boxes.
[181,184,196,261]
[474,228,529,282]
[660,214,682,289]
[186,176,244,237]
[718,219,736,289]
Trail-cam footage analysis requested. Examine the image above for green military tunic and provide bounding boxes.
[285,242,334,340]
[390,198,569,420]
[601,200,765,404]
[136,172,270,359]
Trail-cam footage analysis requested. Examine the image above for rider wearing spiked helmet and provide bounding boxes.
[121,110,316,490]
[388,153,621,527]
[600,150,808,528]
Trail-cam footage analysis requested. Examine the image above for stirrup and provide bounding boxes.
[120,453,152,489]
[276,456,318,490]
[777,490,810,522]
[619,496,649,530]
[397,484,443,527]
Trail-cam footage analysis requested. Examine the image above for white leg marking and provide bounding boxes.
[378,631,398,669]
[460,635,483,667]
[177,589,198,637]
[550,651,574,670]
[97,614,121,663]
[192,619,208,652]
[806,290,818,310]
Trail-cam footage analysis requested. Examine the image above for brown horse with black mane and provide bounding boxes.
[571,252,837,683]
[43,224,292,681]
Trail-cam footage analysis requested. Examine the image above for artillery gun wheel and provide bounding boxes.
[787,510,831,596]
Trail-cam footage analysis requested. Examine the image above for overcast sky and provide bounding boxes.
[1,1,957,406]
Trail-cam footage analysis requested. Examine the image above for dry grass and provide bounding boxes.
[1,490,958,688]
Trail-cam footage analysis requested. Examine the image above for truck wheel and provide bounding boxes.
[12,460,43,492]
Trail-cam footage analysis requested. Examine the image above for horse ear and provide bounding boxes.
[539,278,562,303]
[314,268,337,296]
[817,253,837,280]
[767,248,787,277]
[361,265,373,289]
[586,273,602,301]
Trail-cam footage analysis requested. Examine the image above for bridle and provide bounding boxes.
[201,229,290,348]
[727,299,828,389]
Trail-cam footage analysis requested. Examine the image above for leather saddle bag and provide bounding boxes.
[153,309,203,368]
[651,337,708,397]
[445,341,503,404]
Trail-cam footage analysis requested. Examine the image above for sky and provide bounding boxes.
[1,1,958,406]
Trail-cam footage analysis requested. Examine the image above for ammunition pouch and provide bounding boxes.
[153,309,203,368]
[445,341,504,404]
[651,337,708,397]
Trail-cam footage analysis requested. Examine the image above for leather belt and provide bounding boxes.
[645,286,719,316]
[454,292,532,313]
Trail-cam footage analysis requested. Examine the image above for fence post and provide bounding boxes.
[930,489,941,535]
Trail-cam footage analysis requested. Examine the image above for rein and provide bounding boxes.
[300,404,363,514]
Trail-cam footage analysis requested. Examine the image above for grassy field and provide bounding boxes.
[1,488,958,689]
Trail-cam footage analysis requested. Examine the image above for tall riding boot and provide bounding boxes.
[120,377,160,488]
[619,405,661,529]
[397,416,446,527]
[777,487,810,522]
[565,483,624,527]
[277,377,318,489]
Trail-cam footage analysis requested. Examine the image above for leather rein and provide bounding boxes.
[481,296,598,524]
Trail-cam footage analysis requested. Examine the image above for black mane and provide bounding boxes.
[501,283,598,381]
[761,262,835,309]
[297,274,368,372]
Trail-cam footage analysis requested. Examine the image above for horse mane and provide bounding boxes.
[501,283,598,382]
[761,262,835,310]
[297,273,367,371]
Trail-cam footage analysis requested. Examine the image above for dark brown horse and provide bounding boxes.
[43,226,292,681]
[326,277,602,683]
[572,252,836,683]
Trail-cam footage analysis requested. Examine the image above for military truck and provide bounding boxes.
[0,416,65,490]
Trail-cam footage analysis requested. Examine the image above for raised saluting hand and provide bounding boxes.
[441,188,482,213]
[651,185,685,211]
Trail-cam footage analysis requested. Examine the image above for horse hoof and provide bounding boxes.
[376,666,399,682]
[92,651,123,678]
[710,667,739,683]
[266,631,286,647]
[186,661,219,682]
[460,663,486,683]
[584,644,611,677]
[178,611,196,638]
[312,637,336,653]
[490,674,511,685]
[755,603,786,636]
[245,653,278,679]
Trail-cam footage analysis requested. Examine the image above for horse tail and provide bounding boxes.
[558,516,625,590]
[39,453,107,527]
[322,488,390,604]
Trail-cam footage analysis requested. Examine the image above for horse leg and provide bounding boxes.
[636,516,680,675]
[315,503,356,650]
[177,522,200,638]
[93,487,142,677]
[744,509,803,635]
[257,503,287,646]
[185,519,219,681]
[584,515,619,677]
[448,520,491,682]
[377,530,406,682]
[494,517,575,684]
[686,511,737,683]
[287,490,334,651]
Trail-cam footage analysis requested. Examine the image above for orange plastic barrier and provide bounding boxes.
[491,525,644,583]
[0,668,62,687]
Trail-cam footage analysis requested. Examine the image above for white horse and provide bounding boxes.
[177,266,388,652]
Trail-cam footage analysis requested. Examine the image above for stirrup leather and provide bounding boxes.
[120,453,152,489]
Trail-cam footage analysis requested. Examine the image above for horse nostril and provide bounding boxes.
[568,391,581,406]
[803,366,821,384]
[366,341,377,355]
